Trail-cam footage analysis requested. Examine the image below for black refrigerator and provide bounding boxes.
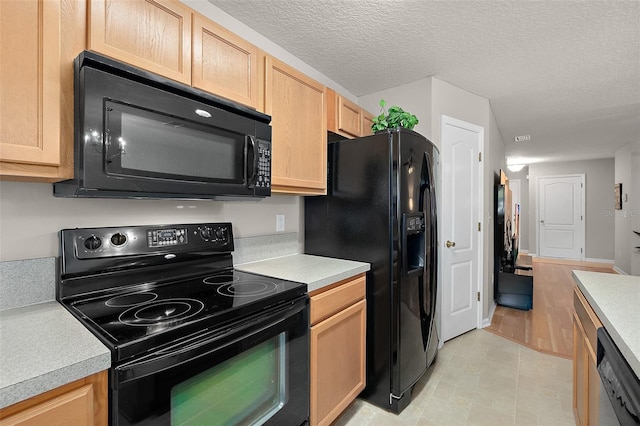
[305,127,439,413]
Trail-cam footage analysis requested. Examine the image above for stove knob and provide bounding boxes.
[84,235,102,250]
[214,227,227,241]
[199,227,212,240]
[110,232,127,246]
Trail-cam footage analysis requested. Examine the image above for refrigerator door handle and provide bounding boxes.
[422,185,432,316]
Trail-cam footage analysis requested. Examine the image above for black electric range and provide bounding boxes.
[57,222,307,362]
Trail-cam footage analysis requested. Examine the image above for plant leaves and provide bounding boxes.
[373,99,419,131]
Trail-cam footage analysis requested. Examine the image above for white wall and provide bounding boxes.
[614,140,640,275]
[527,158,615,262]
[358,78,432,144]
[615,144,633,273]
[633,140,640,276]
[430,78,506,321]
[505,166,530,252]
[0,181,302,261]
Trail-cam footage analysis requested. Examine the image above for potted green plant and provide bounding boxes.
[370,99,419,133]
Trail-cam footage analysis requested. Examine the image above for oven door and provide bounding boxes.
[112,297,309,426]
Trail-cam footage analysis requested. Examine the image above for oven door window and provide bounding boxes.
[113,300,309,426]
[171,334,286,425]
[104,101,246,184]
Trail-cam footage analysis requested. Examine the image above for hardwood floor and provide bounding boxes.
[485,256,615,359]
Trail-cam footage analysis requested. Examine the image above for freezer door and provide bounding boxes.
[393,131,433,395]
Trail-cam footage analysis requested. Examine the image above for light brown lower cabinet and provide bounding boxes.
[310,274,366,426]
[0,371,108,426]
[573,286,602,426]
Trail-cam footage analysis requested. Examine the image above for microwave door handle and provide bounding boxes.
[246,135,258,188]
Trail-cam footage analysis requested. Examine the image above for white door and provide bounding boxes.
[538,175,585,259]
[440,115,483,342]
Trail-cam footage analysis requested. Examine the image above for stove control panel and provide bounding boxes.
[63,223,234,260]
[197,225,228,242]
[147,228,188,247]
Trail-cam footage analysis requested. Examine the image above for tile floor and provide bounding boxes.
[334,329,576,426]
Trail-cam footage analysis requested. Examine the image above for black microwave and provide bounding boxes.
[54,51,272,200]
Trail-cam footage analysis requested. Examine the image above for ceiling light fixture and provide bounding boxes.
[507,164,525,172]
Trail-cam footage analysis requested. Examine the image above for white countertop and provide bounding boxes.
[236,254,370,292]
[0,302,111,409]
[572,271,640,378]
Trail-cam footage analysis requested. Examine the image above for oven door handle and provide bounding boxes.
[116,298,308,383]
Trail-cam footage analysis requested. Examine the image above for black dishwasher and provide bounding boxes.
[596,328,640,425]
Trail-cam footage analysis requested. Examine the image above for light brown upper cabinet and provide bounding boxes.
[362,110,374,137]
[192,14,261,110]
[0,0,85,182]
[327,88,375,138]
[88,0,192,85]
[265,56,327,195]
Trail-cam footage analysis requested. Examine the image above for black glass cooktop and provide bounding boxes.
[67,269,306,360]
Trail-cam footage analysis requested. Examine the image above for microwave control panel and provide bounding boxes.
[256,140,271,189]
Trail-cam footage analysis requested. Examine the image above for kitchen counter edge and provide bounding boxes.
[572,270,640,378]
[235,254,370,292]
[0,301,111,409]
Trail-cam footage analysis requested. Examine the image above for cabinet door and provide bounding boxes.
[587,355,600,426]
[1,385,93,426]
[0,371,107,426]
[336,95,362,138]
[573,318,587,426]
[310,300,366,426]
[327,89,374,138]
[264,56,327,195]
[361,110,374,137]
[88,0,192,84]
[192,14,260,110]
[0,0,81,181]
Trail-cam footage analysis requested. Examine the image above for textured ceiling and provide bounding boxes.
[208,0,640,164]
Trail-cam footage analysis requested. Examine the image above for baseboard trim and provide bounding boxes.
[584,257,615,264]
[613,266,629,275]
[533,257,615,268]
[483,301,497,328]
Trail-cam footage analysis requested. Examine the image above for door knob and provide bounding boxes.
[540,220,545,223]
[446,240,456,248]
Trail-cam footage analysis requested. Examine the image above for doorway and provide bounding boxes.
[440,115,483,342]
[537,175,585,259]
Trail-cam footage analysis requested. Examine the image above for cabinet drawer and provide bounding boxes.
[574,286,602,352]
[310,274,365,325]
